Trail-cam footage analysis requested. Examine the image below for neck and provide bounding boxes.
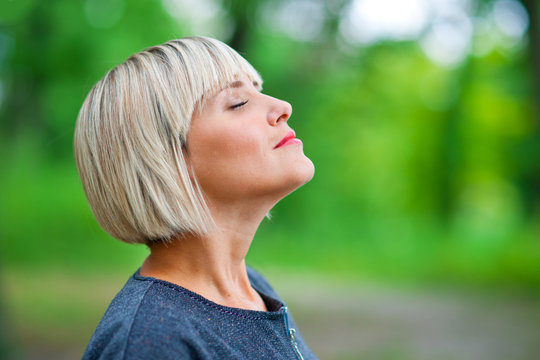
[140,199,273,311]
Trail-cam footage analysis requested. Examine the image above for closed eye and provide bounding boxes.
[230,100,248,110]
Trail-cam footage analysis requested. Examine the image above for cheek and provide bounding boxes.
[210,128,263,162]
[189,125,267,182]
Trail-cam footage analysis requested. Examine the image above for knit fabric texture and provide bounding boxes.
[82,266,318,359]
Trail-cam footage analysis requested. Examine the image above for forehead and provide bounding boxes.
[212,77,262,100]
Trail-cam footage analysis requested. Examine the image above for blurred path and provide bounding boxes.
[270,271,540,360]
[3,268,540,360]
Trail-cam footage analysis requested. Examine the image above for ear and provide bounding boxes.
[180,143,198,184]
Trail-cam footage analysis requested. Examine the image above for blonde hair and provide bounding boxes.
[74,36,262,244]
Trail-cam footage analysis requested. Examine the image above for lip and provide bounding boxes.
[274,130,302,149]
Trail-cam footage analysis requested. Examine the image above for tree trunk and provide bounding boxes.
[521,0,540,119]
[222,0,258,53]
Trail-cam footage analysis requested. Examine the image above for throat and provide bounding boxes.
[140,242,267,311]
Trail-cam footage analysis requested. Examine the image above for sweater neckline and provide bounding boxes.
[132,268,285,319]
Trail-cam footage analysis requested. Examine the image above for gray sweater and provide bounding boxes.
[82,266,318,359]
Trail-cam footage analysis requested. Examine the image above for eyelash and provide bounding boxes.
[230,100,248,110]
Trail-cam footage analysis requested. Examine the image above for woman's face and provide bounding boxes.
[186,77,314,205]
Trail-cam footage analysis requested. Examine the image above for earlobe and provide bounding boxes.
[180,145,196,180]
[181,143,189,158]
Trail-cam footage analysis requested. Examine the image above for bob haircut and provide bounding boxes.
[74,36,262,244]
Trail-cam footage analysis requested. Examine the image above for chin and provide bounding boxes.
[286,156,315,191]
[299,157,315,183]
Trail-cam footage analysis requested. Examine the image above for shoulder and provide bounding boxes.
[83,267,287,360]
[82,272,202,360]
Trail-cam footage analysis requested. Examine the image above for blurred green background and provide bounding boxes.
[1,0,540,359]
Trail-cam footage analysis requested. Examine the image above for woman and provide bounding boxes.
[75,36,316,359]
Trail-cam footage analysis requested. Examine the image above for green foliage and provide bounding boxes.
[1,0,539,292]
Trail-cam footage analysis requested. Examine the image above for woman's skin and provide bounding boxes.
[140,77,314,311]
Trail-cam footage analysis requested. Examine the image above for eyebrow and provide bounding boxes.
[228,80,245,89]
[224,79,261,90]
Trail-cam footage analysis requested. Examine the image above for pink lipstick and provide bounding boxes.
[274,130,302,149]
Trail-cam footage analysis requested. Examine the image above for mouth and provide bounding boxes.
[274,130,302,149]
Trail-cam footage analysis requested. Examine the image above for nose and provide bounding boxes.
[267,97,292,126]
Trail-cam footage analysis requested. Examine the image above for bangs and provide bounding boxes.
[176,37,263,111]
[126,37,263,143]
